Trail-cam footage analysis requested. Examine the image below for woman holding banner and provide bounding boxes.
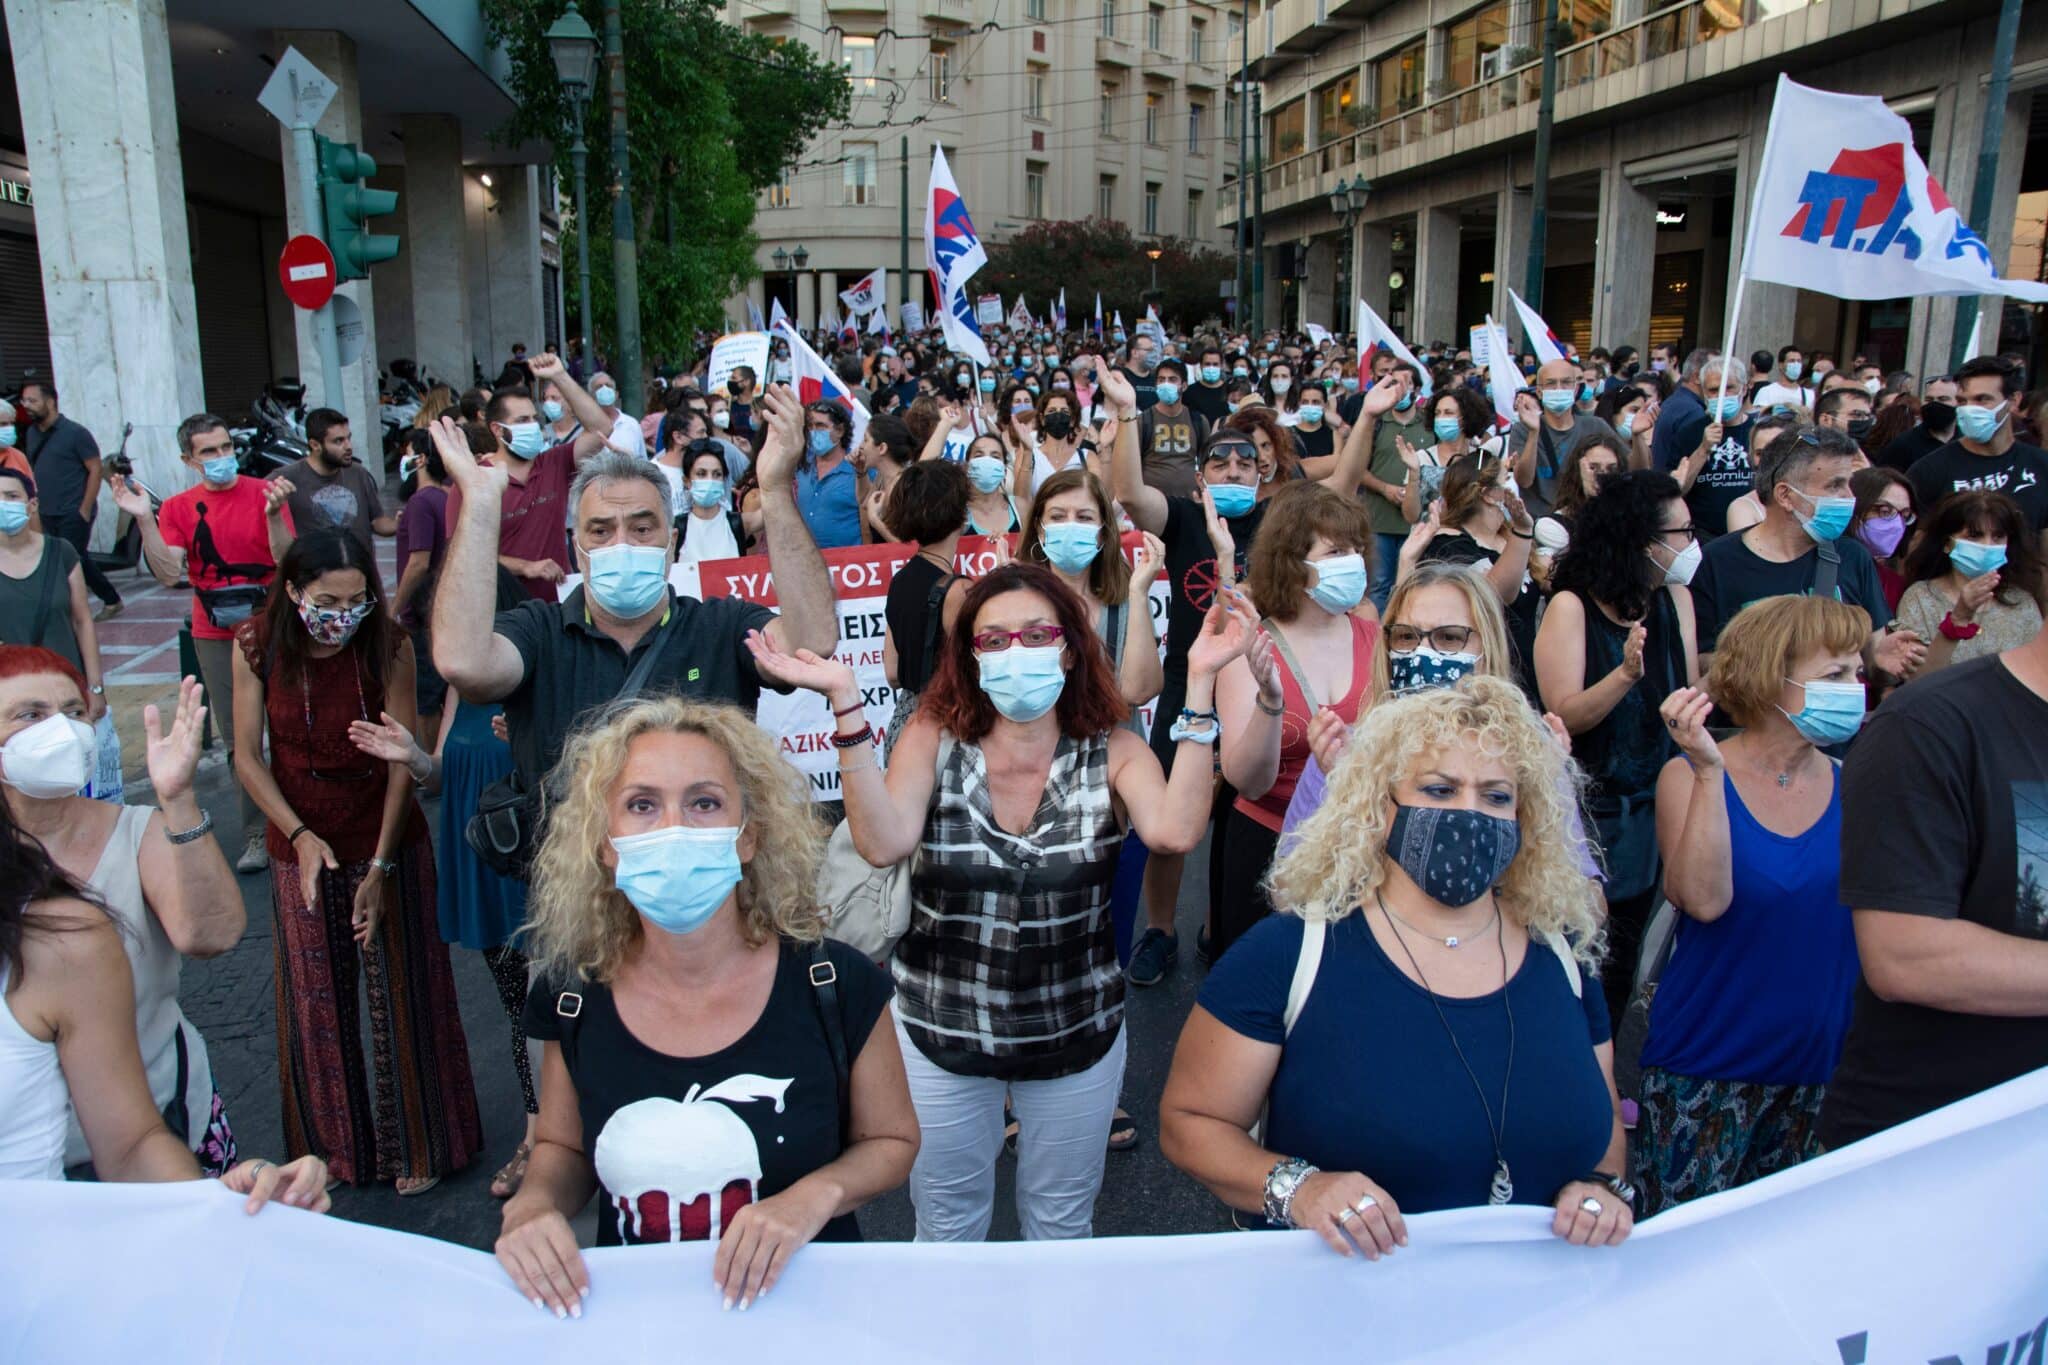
[1016,468,1164,708]
[498,697,919,1316]
[747,562,1257,1241]
[1160,678,1632,1251]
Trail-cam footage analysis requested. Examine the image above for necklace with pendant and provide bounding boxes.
[1380,891,1517,1205]
[1379,898,1499,950]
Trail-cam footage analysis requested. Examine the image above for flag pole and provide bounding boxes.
[1715,272,1748,409]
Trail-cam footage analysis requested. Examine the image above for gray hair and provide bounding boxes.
[1681,348,1722,387]
[1754,424,1859,498]
[567,451,673,527]
[177,412,231,455]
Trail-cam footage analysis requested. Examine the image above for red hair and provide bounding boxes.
[919,562,1129,744]
[0,645,87,701]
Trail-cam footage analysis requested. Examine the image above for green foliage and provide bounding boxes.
[979,218,1235,333]
[480,0,849,362]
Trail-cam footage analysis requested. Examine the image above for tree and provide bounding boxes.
[480,0,849,368]
[980,218,1234,335]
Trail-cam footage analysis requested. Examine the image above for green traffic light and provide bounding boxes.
[316,134,401,281]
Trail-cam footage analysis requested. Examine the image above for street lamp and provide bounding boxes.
[1328,175,1371,333]
[792,244,810,270]
[771,246,789,270]
[1146,245,1163,293]
[546,1,599,370]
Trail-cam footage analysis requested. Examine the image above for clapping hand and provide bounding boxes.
[1305,707,1351,774]
[1620,621,1647,681]
[1198,484,1237,573]
[1185,585,1260,680]
[143,676,207,802]
[349,710,424,766]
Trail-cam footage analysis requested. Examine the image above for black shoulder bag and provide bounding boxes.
[464,606,684,880]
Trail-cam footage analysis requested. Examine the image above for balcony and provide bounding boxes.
[827,0,888,11]
[1141,47,1180,79]
[1095,34,1138,66]
[1266,0,1347,58]
[921,0,966,23]
[1185,60,1224,88]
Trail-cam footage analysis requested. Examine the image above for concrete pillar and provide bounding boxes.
[820,271,841,331]
[796,273,815,331]
[1592,166,1656,354]
[400,113,472,390]
[275,30,381,472]
[368,163,413,370]
[1301,236,1337,332]
[1493,184,1533,325]
[1414,206,1461,348]
[5,0,205,507]
[1355,219,1394,328]
[485,167,545,376]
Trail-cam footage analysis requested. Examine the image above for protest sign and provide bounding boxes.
[707,332,771,396]
[976,294,1004,327]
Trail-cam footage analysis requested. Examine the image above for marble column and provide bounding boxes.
[1301,236,1338,334]
[486,167,545,377]
[1592,167,1656,354]
[1414,206,1461,348]
[5,0,205,510]
[401,114,472,391]
[274,30,382,473]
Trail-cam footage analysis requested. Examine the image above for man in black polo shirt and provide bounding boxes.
[429,383,839,807]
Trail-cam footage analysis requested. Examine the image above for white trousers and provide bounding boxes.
[895,1013,1126,1242]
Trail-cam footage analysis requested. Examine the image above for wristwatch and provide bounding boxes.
[1262,1156,1319,1226]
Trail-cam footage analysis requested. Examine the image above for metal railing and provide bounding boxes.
[1259,0,1764,198]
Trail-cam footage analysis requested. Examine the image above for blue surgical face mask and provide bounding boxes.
[0,426,15,448]
[593,385,619,407]
[1787,485,1854,543]
[1207,480,1257,518]
[611,822,745,936]
[978,375,997,394]
[1782,361,1803,381]
[1270,375,1292,394]
[689,477,726,508]
[1779,677,1863,747]
[967,455,1008,494]
[1297,404,1324,426]
[541,399,565,423]
[503,421,549,459]
[1710,396,1743,423]
[1385,803,1520,908]
[807,429,837,458]
[1232,365,1250,379]
[583,542,670,618]
[0,501,28,534]
[399,455,422,484]
[1949,537,2008,578]
[1433,416,1464,443]
[1342,376,1361,393]
[1113,330,1126,344]
[201,453,240,485]
[1201,365,1222,384]
[1541,389,1575,414]
[1304,552,1366,614]
[1955,401,2008,444]
[1579,383,1598,405]
[1041,521,1102,573]
[1394,392,1415,413]
[977,644,1067,721]
[1387,644,1480,693]
[1155,382,1181,405]
[1617,412,1635,438]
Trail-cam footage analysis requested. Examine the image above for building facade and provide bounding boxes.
[1233,0,2048,379]
[728,0,1245,328]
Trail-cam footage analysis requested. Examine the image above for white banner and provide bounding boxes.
[900,301,925,333]
[1508,287,1571,366]
[706,331,771,397]
[5,1067,2045,1363]
[975,294,1004,327]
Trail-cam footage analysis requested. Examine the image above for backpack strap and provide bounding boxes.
[804,941,853,1144]
[1539,930,1583,999]
[918,570,958,686]
[1258,617,1321,714]
[1812,538,1842,602]
[1282,917,1327,1038]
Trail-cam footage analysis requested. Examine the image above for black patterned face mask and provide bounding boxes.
[1384,803,1521,907]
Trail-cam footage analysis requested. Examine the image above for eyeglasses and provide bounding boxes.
[1866,504,1914,523]
[972,624,1066,654]
[1658,524,1698,542]
[1386,624,1478,653]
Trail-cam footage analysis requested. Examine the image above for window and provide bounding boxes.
[1026,0,1046,17]
[1145,89,1162,143]
[931,46,953,102]
[841,35,876,93]
[1190,17,1205,62]
[1186,188,1204,235]
[1147,4,1164,50]
[1100,82,1118,134]
[843,142,877,204]
[1027,66,1046,118]
[1315,74,1359,143]
[1267,97,1305,158]
[1225,89,1240,141]
[1188,101,1204,151]
[1227,9,1243,41]
[1098,174,1117,220]
[1025,162,1047,218]
[1143,181,1160,235]
[1100,0,1116,37]
[767,173,795,208]
[1444,2,1510,90]
[1374,41,1425,121]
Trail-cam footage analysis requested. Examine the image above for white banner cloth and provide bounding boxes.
[3,1067,2045,1363]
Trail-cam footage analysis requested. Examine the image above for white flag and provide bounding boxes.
[839,268,886,317]
[1009,295,1034,332]
[1741,75,2048,304]
[1304,322,1331,349]
[768,297,790,333]
[1507,288,1573,366]
[746,297,765,331]
[900,300,925,333]
[866,308,890,337]
[924,147,991,366]
[1357,298,1430,393]
[1482,315,1523,430]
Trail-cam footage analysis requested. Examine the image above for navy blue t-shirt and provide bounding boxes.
[1199,910,1613,1216]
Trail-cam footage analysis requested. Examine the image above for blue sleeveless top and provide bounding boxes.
[1639,768,1859,1086]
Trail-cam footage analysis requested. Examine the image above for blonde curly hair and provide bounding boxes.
[1267,675,1606,967]
[524,696,829,984]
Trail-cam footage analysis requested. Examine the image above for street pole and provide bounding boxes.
[570,93,596,373]
[1524,0,1560,309]
[1252,83,1265,331]
[290,122,345,408]
[1235,0,1249,331]
[603,0,643,413]
[1949,0,2023,370]
[900,136,910,327]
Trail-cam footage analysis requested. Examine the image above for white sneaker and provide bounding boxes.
[235,832,269,874]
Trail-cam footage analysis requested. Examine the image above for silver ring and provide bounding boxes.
[1354,1195,1379,1214]
[1579,1196,1604,1216]
[1336,1206,1358,1223]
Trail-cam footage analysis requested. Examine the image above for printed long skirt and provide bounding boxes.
[1635,1066,1824,1216]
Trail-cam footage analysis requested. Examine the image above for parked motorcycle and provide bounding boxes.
[96,422,157,573]
[233,378,309,477]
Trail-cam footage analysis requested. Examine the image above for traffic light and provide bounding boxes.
[316,135,400,280]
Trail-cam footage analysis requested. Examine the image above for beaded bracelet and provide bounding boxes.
[831,723,874,750]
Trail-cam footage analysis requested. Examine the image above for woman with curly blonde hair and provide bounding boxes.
[1161,676,1634,1256]
[496,696,919,1320]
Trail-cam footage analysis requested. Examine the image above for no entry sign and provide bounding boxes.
[278,234,337,311]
